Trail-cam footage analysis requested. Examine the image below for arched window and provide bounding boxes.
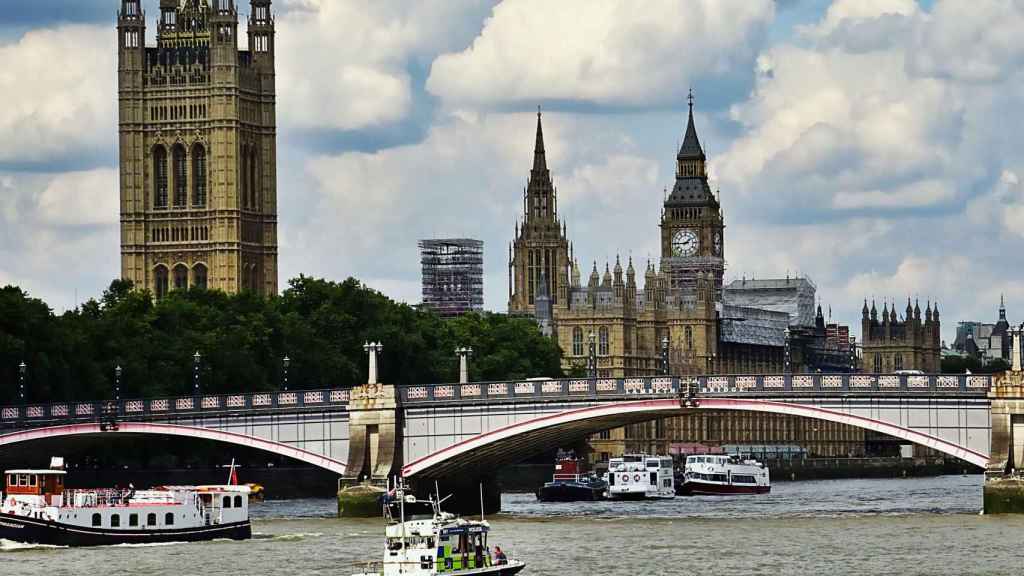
[223,496,232,508]
[172,144,187,207]
[129,513,139,527]
[165,512,175,526]
[154,146,168,208]
[234,495,242,508]
[240,144,249,209]
[685,326,693,350]
[873,353,882,373]
[147,513,157,526]
[154,265,169,300]
[598,326,609,356]
[92,513,101,527]
[894,353,904,371]
[192,143,207,207]
[173,264,189,290]
[110,514,121,527]
[192,263,208,290]
[572,327,583,356]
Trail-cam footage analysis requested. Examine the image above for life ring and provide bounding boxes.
[621,474,629,482]
[6,497,13,507]
[633,474,640,482]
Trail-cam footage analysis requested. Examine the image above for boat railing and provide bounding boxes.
[552,473,583,482]
[64,488,134,508]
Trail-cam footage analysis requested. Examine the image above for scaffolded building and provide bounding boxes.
[419,239,484,318]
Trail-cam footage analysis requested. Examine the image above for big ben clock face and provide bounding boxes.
[672,229,699,257]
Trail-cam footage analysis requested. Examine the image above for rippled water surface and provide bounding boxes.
[4,475,1023,576]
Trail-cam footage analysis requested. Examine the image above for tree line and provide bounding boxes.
[0,277,564,405]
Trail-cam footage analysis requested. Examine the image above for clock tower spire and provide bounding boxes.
[659,90,725,301]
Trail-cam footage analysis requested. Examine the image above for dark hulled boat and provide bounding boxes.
[536,454,606,502]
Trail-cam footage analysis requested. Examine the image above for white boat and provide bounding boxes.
[352,481,525,576]
[604,454,675,500]
[678,454,770,495]
[0,457,251,546]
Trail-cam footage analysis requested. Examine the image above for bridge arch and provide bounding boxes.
[402,398,988,478]
[0,422,346,475]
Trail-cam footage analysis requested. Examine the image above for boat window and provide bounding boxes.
[165,513,175,526]
[646,461,659,469]
[29,475,37,487]
[92,513,102,527]
[732,475,756,484]
[147,513,157,526]
[17,474,27,486]
[223,496,232,508]
[111,514,121,527]
[234,495,242,508]
[129,514,139,527]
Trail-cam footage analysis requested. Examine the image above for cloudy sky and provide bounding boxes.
[1,0,1022,343]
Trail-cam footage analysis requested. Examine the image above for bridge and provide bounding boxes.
[5,365,1024,512]
[0,389,351,474]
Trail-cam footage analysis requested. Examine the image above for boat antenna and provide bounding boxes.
[400,476,407,565]
[479,483,485,522]
[226,458,236,485]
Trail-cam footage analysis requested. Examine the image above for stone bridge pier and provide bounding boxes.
[984,329,1024,513]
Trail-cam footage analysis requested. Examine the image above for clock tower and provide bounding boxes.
[659,92,725,302]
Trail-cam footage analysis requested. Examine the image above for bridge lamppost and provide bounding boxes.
[587,331,597,378]
[114,365,122,403]
[282,355,290,391]
[784,328,791,374]
[363,342,383,384]
[455,347,473,384]
[18,361,26,404]
[660,336,670,376]
[193,351,202,396]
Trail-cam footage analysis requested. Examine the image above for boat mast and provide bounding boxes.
[399,476,406,574]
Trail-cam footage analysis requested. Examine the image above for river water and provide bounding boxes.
[3,475,1023,576]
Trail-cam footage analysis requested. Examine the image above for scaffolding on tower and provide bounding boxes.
[419,239,484,318]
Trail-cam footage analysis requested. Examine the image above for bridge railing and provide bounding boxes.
[0,388,350,425]
[399,374,993,404]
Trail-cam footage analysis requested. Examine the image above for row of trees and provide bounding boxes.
[0,277,564,404]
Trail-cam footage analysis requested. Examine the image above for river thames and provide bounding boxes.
[3,475,1023,575]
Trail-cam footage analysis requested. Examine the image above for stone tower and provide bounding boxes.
[659,93,725,372]
[509,110,571,316]
[118,0,279,298]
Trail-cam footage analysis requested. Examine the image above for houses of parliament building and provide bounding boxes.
[118,0,278,298]
[507,98,870,460]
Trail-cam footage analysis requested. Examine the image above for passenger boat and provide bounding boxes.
[536,452,606,502]
[677,454,770,495]
[604,454,675,500]
[0,458,252,546]
[352,480,525,576]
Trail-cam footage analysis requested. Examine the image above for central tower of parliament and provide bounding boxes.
[118,0,278,297]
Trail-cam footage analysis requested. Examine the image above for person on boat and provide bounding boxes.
[494,546,507,565]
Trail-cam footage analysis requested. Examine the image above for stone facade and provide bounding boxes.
[118,0,278,298]
[861,299,941,373]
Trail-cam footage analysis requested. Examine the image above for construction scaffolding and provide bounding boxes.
[419,239,484,318]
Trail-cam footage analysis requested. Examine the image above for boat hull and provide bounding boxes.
[678,481,770,496]
[352,560,526,576]
[536,482,605,502]
[0,512,251,547]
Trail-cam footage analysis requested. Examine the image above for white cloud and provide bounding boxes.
[36,169,118,226]
[0,25,115,164]
[275,0,491,131]
[426,0,774,107]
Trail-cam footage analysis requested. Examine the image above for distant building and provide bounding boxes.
[419,239,484,317]
[723,276,817,327]
[861,299,941,373]
[953,297,1012,361]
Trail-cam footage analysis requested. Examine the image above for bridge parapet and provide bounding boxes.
[401,374,992,404]
[0,388,350,427]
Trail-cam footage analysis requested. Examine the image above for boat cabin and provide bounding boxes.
[4,469,66,506]
[436,524,490,572]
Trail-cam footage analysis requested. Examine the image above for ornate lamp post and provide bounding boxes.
[784,328,791,374]
[587,331,597,378]
[661,336,670,376]
[282,355,290,391]
[193,351,202,396]
[455,347,473,384]
[18,361,26,404]
[114,365,122,403]
[363,342,383,384]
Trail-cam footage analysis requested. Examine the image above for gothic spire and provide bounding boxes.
[1000,293,1007,321]
[678,88,705,160]
[533,107,547,173]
